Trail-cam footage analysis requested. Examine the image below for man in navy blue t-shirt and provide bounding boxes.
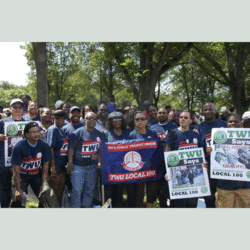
[67,112,106,208]
[0,98,26,208]
[152,107,178,140]
[12,122,52,204]
[62,106,84,198]
[196,102,227,208]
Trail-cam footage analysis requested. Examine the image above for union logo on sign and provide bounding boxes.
[122,151,144,171]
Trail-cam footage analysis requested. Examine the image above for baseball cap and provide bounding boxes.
[55,100,63,109]
[70,106,80,113]
[242,111,250,119]
[10,98,24,107]
[108,112,123,119]
[54,110,66,117]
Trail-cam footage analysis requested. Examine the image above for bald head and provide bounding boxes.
[203,102,216,122]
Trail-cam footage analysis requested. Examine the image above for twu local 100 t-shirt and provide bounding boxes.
[11,138,52,175]
[68,127,107,167]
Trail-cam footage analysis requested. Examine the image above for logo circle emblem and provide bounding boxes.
[7,124,18,136]
[200,186,208,194]
[167,153,179,166]
[246,171,250,179]
[214,131,227,144]
[122,151,144,171]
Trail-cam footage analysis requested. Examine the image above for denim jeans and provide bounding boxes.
[20,174,42,198]
[0,166,12,208]
[70,164,97,208]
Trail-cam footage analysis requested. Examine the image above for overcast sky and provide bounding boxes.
[0,42,30,86]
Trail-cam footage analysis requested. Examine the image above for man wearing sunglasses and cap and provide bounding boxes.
[67,112,106,208]
[0,98,26,207]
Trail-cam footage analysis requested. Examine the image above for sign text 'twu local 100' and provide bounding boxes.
[211,128,250,182]
[164,148,210,200]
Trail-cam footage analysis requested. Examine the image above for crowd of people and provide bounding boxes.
[0,94,250,208]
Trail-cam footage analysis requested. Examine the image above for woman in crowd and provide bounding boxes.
[129,111,158,208]
[164,110,205,208]
[46,110,68,206]
[147,104,158,127]
[59,101,72,124]
[104,112,130,207]
[80,104,96,125]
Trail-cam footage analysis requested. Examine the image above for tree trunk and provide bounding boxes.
[32,42,49,107]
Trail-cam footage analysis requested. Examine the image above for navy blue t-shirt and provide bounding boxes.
[11,138,52,175]
[104,128,130,142]
[95,120,106,132]
[158,122,177,131]
[0,117,25,167]
[61,123,84,156]
[147,119,159,128]
[196,119,227,149]
[62,123,84,136]
[68,127,107,166]
[129,128,158,140]
[164,128,204,151]
[46,124,68,167]
[23,114,41,122]
[80,118,85,126]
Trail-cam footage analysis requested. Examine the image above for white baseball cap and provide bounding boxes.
[10,98,24,107]
[55,100,63,109]
[242,111,250,119]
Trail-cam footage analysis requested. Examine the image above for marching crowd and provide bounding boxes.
[0,94,250,208]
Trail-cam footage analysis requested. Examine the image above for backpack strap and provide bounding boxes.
[170,129,177,150]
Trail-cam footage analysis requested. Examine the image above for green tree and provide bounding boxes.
[192,42,250,115]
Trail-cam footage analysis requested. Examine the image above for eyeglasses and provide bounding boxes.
[29,131,41,135]
[86,117,97,120]
[180,116,189,119]
[12,106,23,109]
[112,118,122,122]
[100,109,108,112]
[135,118,146,121]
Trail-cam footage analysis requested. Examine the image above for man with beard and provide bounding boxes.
[40,108,53,142]
[149,107,177,208]
[196,102,227,208]
[170,110,182,126]
[62,106,84,200]
[95,104,109,132]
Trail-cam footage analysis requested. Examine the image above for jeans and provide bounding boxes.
[0,166,12,208]
[20,174,42,198]
[70,164,97,208]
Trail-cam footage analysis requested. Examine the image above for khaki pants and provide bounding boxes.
[215,188,250,208]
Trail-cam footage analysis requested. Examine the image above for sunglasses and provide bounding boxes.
[100,109,108,112]
[86,117,97,120]
[112,118,122,122]
[180,116,189,119]
[135,118,146,121]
